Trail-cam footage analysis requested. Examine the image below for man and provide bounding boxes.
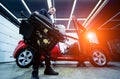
[31,7,58,79]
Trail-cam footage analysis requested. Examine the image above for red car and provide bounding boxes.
[13,16,111,68]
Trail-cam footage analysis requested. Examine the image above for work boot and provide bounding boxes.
[44,66,59,75]
[31,69,39,79]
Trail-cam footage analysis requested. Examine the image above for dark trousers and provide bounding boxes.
[30,33,51,70]
[32,49,51,70]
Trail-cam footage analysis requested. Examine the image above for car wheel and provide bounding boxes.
[89,49,108,67]
[16,48,33,68]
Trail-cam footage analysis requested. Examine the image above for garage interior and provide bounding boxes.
[0,0,120,79]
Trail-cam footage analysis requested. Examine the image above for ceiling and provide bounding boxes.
[0,0,120,32]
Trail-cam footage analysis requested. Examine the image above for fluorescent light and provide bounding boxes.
[85,0,109,29]
[54,18,70,21]
[21,0,31,14]
[47,0,55,23]
[98,11,120,29]
[47,0,52,8]
[77,18,86,20]
[54,18,86,21]
[67,0,77,29]
[82,0,102,26]
[112,24,120,30]
[0,3,20,23]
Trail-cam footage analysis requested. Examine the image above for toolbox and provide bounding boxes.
[20,12,64,52]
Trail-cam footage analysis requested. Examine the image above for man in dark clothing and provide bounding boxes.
[31,7,58,79]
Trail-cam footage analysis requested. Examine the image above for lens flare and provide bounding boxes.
[86,32,98,44]
[87,32,94,39]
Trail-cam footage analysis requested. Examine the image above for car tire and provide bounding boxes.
[16,48,33,68]
[89,48,108,67]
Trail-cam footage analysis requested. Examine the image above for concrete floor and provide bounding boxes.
[0,61,120,79]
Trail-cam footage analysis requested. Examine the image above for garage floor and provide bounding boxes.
[0,61,120,79]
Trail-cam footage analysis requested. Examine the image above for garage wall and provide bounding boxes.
[0,14,22,62]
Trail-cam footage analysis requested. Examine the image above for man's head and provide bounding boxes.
[48,7,56,15]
